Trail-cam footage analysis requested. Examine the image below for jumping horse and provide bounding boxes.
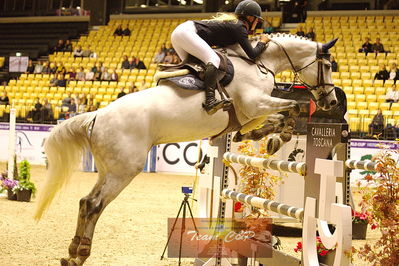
[34,34,338,265]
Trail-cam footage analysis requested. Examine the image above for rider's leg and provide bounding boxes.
[171,21,230,114]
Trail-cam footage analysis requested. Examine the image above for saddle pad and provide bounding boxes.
[160,57,234,91]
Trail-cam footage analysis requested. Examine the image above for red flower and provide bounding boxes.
[319,250,328,256]
[234,202,243,212]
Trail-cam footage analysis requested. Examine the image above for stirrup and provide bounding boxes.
[203,100,226,115]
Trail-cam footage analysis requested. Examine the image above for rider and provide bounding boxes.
[171,0,270,115]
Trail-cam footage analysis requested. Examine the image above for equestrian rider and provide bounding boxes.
[171,0,270,115]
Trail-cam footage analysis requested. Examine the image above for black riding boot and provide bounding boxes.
[202,62,230,115]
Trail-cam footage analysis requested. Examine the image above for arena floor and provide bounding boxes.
[1,163,377,266]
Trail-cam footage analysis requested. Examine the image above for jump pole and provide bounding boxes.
[7,108,16,180]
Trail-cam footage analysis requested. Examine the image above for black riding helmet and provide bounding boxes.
[235,0,264,21]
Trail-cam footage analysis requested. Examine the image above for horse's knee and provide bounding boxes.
[77,237,92,257]
[86,197,103,218]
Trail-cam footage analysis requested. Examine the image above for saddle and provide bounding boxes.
[156,51,241,140]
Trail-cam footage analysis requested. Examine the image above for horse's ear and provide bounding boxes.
[322,38,339,52]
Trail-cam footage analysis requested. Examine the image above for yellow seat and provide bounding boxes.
[366,95,377,102]
[347,101,356,109]
[364,87,375,95]
[343,86,353,94]
[346,94,355,102]
[356,101,367,109]
[382,110,393,118]
[374,80,384,87]
[379,102,391,111]
[353,86,364,94]
[375,87,386,95]
[358,109,370,117]
[349,117,360,132]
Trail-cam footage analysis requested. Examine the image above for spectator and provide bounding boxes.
[42,98,53,121]
[62,92,72,107]
[121,55,130,69]
[49,75,59,87]
[92,63,102,81]
[77,98,86,114]
[386,84,398,103]
[113,25,123,36]
[160,43,167,53]
[136,57,146,69]
[49,63,57,74]
[122,26,131,36]
[0,91,9,105]
[368,109,384,136]
[82,45,92,57]
[64,40,73,52]
[68,98,77,115]
[34,61,43,74]
[172,54,180,64]
[359,37,373,54]
[384,123,397,140]
[88,104,98,112]
[117,88,126,98]
[129,56,137,69]
[67,67,77,80]
[85,68,95,81]
[31,97,43,122]
[154,48,165,63]
[74,45,84,57]
[100,67,111,81]
[25,60,35,74]
[57,74,67,87]
[42,61,51,74]
[76,67,85,81]
[389,63,399,82]
[296,26,305,37]
[331,56,338,72]
[80,93,88,106]
[163,51,173,64]
[110,69,118,81]
[55,63,66,75]
[373,38,385,53]
[305,27,315,41]
[53,39,65,53]
[374,64,389,83]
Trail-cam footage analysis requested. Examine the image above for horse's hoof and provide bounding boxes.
[266,137,281,155]
[60,258,78,266]
[60,258,69,266]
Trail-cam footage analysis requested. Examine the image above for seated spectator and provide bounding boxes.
[62,92,72,107]
[55,63,66,75]
[305,27,315,41]
[42,61,51,74]
[68,98,77,116]
[87,104,98,112]
[42,98,53,121]
[331,56,338,72]
[74,45,84,57]
[89,51,98,58]
[85,69,95,81]
[34,61,43,74]
[76,67,85,81]
[100,67,111,81]
[0,91,9,105]
[57,74,67,87]
[389,63,399,82]
[113,25,123,36]
[67,67,77,80]
[359,37,373,54]
[368,109,384,136]
[122,26,131,36]
[80,93,88,105]
[77,98,86,114]
[64,40,73,52]
[167,45,175,54]
[129,56,137,69]
[384,123,397,140]
[117,88,126,98]
[82,45,92,57]
[373,38,385,53]
[49,75,59,87]
[136,57,146,69]
[386,84,398,103]
[154,48,165,63]
[53,39,65,53]
[92,63,102,81]
[31,97,43,122]
[110,69,118,81]
[374,64,389,83]
[296,26,305,37]
[49,63,57,74]
[121,55,130,69]
[25,60,35,74]
[160,43,167,53]
[163,52,173,64]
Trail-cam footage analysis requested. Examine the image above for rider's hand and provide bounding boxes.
[260,34,270,44]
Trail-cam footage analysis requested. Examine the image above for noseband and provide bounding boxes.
[268,40,335,102]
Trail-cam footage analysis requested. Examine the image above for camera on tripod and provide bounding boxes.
[181,186,193,194]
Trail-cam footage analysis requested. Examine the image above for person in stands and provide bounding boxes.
[170,0,269,114]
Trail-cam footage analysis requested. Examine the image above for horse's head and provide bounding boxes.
[296,38,338,111]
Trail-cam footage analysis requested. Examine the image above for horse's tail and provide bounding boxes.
[34,112,97,221]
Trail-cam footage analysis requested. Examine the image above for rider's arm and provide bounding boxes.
[235,24,267,60]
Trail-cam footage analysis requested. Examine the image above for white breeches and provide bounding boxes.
[171,20,221,68]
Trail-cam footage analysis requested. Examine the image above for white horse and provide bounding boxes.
[34,34,338,265]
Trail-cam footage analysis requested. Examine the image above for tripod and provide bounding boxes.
[160,193,199,266]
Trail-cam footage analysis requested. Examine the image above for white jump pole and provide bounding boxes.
[7,108,16,180]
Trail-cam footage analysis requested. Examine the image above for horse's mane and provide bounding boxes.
[250,32,313,42]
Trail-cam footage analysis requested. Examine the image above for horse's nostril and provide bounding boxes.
[330,100,337,106]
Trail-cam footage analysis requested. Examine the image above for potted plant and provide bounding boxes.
[354,150,399,265]
[0,172,19,200]
[351,210,369,240]
[294,236,336,265]
[13,160,36,202]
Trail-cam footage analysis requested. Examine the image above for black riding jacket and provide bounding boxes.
[193,20,266,60]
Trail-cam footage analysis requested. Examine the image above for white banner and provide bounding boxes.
[0,123,54,165]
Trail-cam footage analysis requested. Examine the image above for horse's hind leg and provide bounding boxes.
[61,167,142,266]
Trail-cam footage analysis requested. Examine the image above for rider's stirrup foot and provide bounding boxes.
[203,100,224,115]
[222,99,233,111]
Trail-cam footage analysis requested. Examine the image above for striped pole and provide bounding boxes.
[221,189,304,221]
[223,152,306,176]
[345,159,378,171]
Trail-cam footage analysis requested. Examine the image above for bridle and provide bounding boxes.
[261,39,335,102]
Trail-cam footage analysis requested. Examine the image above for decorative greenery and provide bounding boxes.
[12,179,36,196]
[19,160,31,180]
[236,140,282,216]
[353,150,399,265]
[294,236,336,256]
